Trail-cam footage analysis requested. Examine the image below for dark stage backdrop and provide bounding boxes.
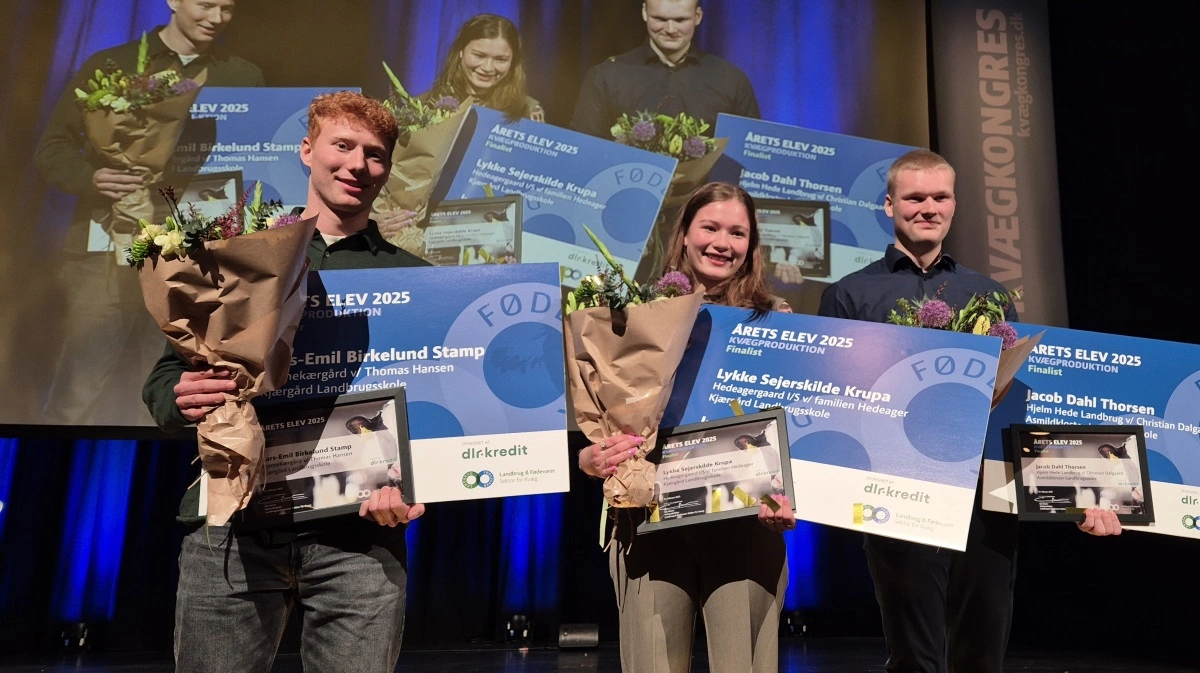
[0,0,1195,665]
[0,0,924,655]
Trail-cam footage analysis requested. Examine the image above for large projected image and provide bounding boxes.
[0,1,929,431]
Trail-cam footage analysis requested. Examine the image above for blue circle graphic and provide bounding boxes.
[407,401,464,440]
[791,430,872,471]
[524,214,576,244]
[830,219,858,247]
[484,323,564,408]
[1146,449,1183,485]
[602,188,660,244]
[904,383,985,462]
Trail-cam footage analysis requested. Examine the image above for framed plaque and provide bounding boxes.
[1008,424,1154,524]
[754,198,832,279]
[238,387,412,529]
[638,408,795,534]
[423,195,522,266]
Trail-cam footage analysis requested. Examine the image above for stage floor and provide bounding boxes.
[0,638,1190,672]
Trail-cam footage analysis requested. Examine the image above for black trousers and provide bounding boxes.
[864,490,1019,673]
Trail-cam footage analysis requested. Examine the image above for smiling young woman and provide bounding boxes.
[590,181,793,673]
[663,181,786,312]
[426,14,543,121]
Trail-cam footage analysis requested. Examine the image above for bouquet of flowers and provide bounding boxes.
[127,182,301,265]
[564,226,703,508]
[373,61,474,254]
[887,287,1042,407]
[611,111,717,161]
[887,289,1022,347]
[611,111,729,282]
[74,32,206,243]
[134,184,316,526]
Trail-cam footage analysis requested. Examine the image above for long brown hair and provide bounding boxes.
[430,14,531,120]
[661,182,775,312]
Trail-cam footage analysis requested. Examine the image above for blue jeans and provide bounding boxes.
[175,521,407,673]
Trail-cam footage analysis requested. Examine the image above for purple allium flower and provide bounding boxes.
[434,96,460,111]
[269,213,303,229]
[916,299,953,328]
[989,321,1018,350]
[632,120,656,142]
[171,78,200,96]
[682,136,707,159]
[654,270,692,297]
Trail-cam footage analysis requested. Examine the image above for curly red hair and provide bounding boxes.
[307,91,399,151]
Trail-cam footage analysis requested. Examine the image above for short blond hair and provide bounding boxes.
[886,149,955,196]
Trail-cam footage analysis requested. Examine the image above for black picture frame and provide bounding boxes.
[1007,424,1154,524]
[754,198,832,279]
[637,408,795,534]
[236,387,412,530]
[423,195,523,266]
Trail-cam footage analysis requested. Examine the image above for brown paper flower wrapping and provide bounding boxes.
[372,98,474,246]
[136,217,317,526]
[80,70,207,234]
[991,331,1044,409]
[565,292,704,507]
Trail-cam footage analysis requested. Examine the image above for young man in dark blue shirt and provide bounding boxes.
[818,149,1121,673]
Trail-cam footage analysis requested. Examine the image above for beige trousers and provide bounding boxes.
[609,514,788,673]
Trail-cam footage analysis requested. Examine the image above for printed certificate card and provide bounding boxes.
[440,106,676,290]
[424,196,522,266]
[258,262,568,504]
[983,325,1200,540]
[1009,425,1153,524]
[710,115,917,313]
[639,409,795,533]
[661,305,1003,550]
[755,198,831,279]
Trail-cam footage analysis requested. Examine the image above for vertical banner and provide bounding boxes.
[929,0,1065,325]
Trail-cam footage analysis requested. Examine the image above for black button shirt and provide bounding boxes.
[570,42,760,138]
[818,245,1019,323]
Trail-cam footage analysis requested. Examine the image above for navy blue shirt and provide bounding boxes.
[818,245,1018,323]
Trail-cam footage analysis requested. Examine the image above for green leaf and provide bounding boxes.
[136,32,149,74]
[381,61,409,99]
